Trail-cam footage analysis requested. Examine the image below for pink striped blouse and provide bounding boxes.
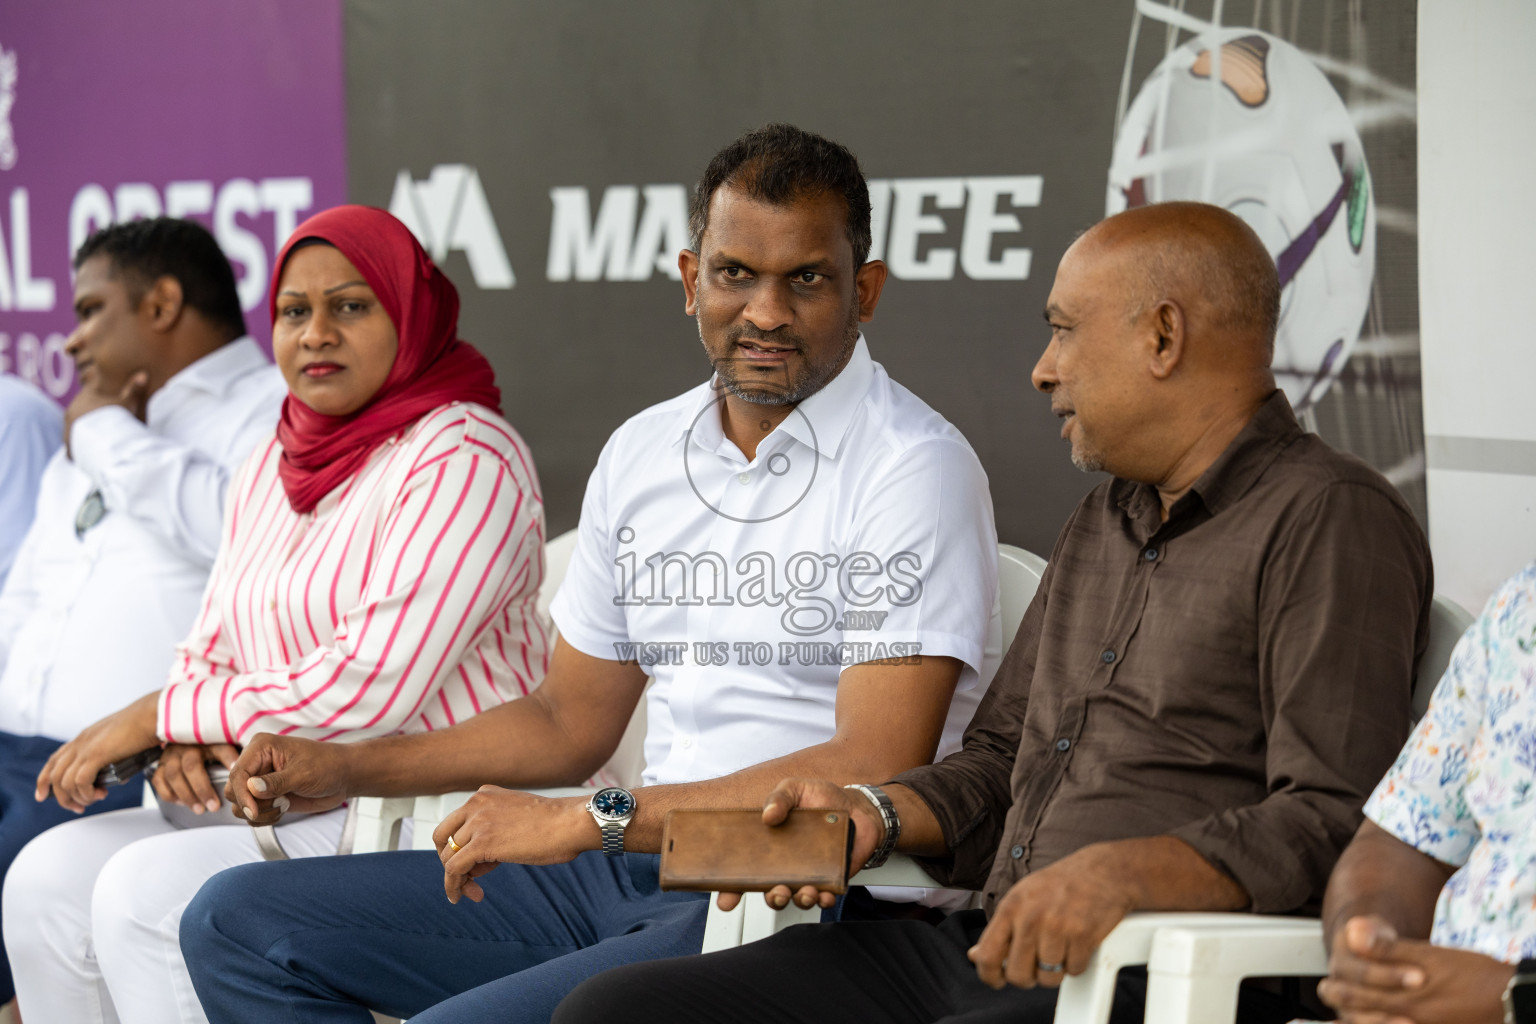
[157,402,550,747]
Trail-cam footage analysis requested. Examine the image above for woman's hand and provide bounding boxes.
[149,743,241,815]
[35,691,162,812]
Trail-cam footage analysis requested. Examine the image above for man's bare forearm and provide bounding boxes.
[339,691,609,798]
[884,782,951,857]
[1105,835,1249,911]
[328,638,649,799]
[1322,820,1455,951]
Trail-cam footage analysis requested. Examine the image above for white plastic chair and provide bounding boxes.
[701,543,1048,952]
[1050,592,1477,1024]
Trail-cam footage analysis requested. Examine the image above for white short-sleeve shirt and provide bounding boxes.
[551,337,1001,788]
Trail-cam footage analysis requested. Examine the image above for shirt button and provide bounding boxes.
[1143,547,1158,561]
[680,736,694,749]
[737,472,751,484]
[1010,845,1024,860]
[1101,649,1117,664]
[1055,738,1071,752]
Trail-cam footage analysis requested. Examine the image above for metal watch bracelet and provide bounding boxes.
[1505,960,1536,1024]
[844,784,900,870]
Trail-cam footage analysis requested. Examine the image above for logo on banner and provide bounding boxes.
[545,177,1043,284]
[389,165,515,290]
[0,41,17,171]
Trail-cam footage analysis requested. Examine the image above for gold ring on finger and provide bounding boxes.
[446,834,462,853]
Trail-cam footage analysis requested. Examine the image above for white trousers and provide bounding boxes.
[3,803,346,1024]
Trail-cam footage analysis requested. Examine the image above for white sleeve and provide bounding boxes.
[69,405,268,566]
[842,438,998,690]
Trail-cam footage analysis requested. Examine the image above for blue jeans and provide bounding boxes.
[0,730,144,1001]
[182,849,712,1023]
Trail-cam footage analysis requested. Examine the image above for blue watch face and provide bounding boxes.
[593,788,634,818]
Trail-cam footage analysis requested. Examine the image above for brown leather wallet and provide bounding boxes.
[658,808,853,893]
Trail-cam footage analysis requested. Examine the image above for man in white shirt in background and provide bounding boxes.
[0,216,284,1010]
[182,122,1001,1024]
[0,376,62,589]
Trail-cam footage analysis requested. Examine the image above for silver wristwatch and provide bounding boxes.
[844,783,900,869]
[586,787,636,855]
[1506,960,1536,1024]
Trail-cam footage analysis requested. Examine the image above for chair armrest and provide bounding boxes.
[856,855,948,889]
[1052,912,1318,1024]
[350,796,418,854]
[1143,918,1326,1022]
[1053,913,1196,1023]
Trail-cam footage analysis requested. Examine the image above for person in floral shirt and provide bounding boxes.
[1317,560,1536,1023]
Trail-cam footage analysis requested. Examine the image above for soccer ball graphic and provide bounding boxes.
[1108,29,1375,410]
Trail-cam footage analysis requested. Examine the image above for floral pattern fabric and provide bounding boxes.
[1364,560,1536,963]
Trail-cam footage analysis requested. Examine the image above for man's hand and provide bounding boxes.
[1317,915,1514,1024]
[35,691,161,812]
[432,786,597,904]
[225,733,351,824]
[967,843,1142,991]
[713,777,887,915]
[150,743,240,814]
[65,370,149,455]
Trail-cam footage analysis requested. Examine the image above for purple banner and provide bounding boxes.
[0,0,346,401]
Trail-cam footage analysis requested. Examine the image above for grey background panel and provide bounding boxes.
[343,0,1421,555]
[1427,436,1536,477]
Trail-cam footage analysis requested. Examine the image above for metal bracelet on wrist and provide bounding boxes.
[844,783,900,870]
[1506,960,1536,1024]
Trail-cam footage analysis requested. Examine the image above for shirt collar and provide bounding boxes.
[146,338,271,425]
[1114,390,1304,525]
[672,335,876,462]
[160,337,270,398]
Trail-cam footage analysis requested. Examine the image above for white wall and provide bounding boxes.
[1418,0,1536,614]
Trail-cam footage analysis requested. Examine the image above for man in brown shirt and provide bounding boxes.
[553,202,1433,1024]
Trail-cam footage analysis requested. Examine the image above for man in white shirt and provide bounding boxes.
[0,376,62,589]
[182,123,1001,1024]
[0,217,284,1006]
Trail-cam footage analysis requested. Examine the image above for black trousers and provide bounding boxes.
[553,907,1311,1024]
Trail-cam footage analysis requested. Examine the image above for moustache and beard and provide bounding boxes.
[702,300,861,407]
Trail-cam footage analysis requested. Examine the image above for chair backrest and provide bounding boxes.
[534,528,648,789]
[998,543,1047,647]
[1412,593,1476,720]
[535,528,580,619]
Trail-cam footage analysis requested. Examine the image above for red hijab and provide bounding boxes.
[271,205,502,513]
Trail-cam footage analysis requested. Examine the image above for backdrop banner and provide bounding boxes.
[1,0,1419,560]
[344,0,1421,555]
[0,0,348,398]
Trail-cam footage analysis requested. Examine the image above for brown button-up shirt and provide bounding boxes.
[892,392,1432,914]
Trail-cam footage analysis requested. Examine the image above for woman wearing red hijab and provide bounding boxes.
[8,206,551,1024]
